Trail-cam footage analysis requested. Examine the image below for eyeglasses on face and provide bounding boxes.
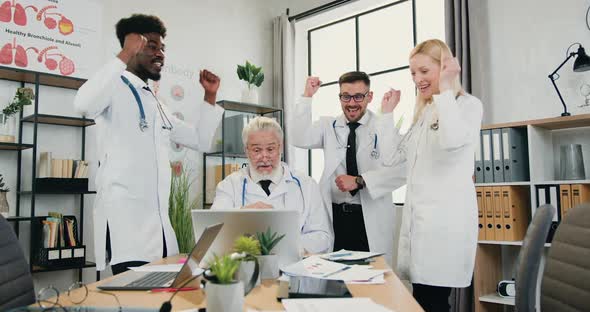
[339,91,369,102]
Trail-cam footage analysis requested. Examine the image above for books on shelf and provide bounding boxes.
[42,212,78,248]
[38,151,89,178]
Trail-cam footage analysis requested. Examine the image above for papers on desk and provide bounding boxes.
[281,256,390,284]
[282,298,395,312]
[282,256,349,278]
[321,249,384,261]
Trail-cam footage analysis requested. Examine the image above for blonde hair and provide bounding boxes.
[242,116,284,146]
[410,39,463,124]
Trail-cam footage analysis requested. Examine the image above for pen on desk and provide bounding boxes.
[150,287,199,293]
[328,252,353,258]
[323,266,351,278]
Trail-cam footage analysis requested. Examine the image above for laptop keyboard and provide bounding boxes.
[127,272,177,288]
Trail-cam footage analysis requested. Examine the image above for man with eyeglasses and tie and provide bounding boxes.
[290,72,404,265]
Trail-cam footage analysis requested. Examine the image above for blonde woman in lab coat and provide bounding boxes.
[363,39,483,312]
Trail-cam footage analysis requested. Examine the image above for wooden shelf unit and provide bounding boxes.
[474,114,590,311]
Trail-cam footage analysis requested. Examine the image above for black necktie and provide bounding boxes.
[259,180,272,196]
[346,122,360,196]
[142,86,151,92]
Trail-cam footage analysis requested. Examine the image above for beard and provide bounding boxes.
[249,160,282,180]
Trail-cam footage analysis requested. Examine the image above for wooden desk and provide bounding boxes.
[52,256,423,311]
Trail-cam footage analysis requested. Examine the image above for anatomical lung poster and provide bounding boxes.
[0,0,102,79]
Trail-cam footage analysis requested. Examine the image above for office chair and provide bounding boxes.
[515,204,555,312]
[0,215,36,310]
[541,203,590,311]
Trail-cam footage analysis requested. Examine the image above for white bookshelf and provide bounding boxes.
[533,180,590,185]
[475,114,590,312]
[478,240,551,247]
[475,181,531,187]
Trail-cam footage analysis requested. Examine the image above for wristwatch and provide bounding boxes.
[355,176,366,190]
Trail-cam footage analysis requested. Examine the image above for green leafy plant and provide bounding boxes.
[256,227,285,255]
[237,61,264,90]
[3,88,35,117]
[209,254,240,284]
[0,174,9,192]
[168,164,196,254]
[233,235,261,260]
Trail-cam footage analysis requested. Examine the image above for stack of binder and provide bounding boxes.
[537,184,590,242]
[476,186,529,241]
[475,127,529,183]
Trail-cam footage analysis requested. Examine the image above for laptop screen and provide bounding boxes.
[172,222,223,288]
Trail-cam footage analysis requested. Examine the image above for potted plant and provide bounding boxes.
[233,235,261,287]
[168,165,196,253]
[204,254,244,312]
[237,60,264,104]
[0,87,35,143]
[255,227,285,279]
[0,174,10,217]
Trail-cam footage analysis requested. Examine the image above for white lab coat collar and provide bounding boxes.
[243,163,298,198]
[122,70,149,89]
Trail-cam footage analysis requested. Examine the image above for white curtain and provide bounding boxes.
[272,14,296,163]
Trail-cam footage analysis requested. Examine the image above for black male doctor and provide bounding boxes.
[74,14,223,274]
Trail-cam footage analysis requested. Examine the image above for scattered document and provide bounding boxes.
[282,298,394,312]
[281,256,390,283]
[324,267,390,282]
[321,249,384,261]
[282,256,349,278]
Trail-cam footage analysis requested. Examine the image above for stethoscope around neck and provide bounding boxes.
[120,75,173,132]
[332,120,379,159]
[241,171,303,207]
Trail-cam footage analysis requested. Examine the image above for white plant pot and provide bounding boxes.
[205,281,244,312]
[241,88,259,104]
[257,254,279,279]
[0,113,17,143]
[237,260,260,289]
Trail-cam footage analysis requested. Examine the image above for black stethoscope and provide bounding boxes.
[332,120,379,159]
[120,75,173,132]
[241,171,303,207]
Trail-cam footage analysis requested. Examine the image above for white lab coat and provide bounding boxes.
[367,90,483,287]
[289,97,404,265]
[74,57,224,271]
[211,163,333,254]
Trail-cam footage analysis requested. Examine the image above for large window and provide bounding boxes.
[303,0,445,202]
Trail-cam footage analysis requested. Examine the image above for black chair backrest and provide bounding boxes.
[515,204,555,312]
[541,203,590,311]
[0,215,36,310]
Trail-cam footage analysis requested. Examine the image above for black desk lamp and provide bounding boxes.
[548,43,590,116]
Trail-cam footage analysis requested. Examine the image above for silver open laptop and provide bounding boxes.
[192,210,301,269]
[98,223,223,291]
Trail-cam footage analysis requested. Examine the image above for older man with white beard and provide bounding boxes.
[210,117,333,254]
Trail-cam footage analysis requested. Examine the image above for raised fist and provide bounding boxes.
[303,76,322,98]
[381,88,401,114]
[439,57,461,92]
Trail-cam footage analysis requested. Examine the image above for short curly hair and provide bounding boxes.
[115,14,167,48]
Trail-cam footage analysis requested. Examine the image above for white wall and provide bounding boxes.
[475,0,590,125]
